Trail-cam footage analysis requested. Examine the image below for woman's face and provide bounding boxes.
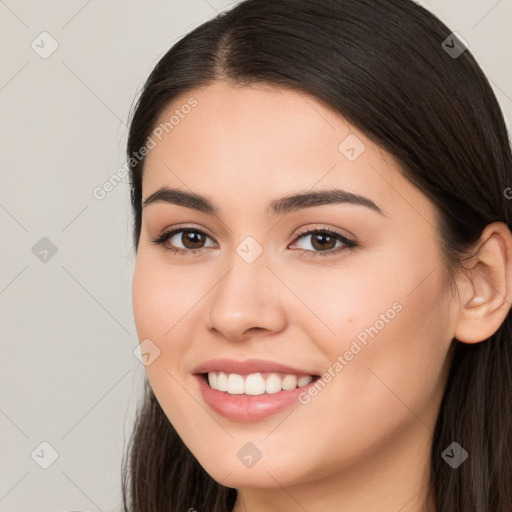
[132,81,456,490]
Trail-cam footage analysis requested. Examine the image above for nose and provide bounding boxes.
[205,252,287,342]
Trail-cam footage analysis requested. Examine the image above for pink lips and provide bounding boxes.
[192,358,320,422]
[192,357,318,376]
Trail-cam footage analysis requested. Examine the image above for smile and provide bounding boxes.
[192,358,322,421]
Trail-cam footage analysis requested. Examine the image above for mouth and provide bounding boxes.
[191,358,323,421]
[200,371,321,395]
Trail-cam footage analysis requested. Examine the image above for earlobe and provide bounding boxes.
[453,222,512,344]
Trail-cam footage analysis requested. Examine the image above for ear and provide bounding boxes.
[453,221,512,344]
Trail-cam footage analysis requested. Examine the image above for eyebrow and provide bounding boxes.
[141,186,385,216]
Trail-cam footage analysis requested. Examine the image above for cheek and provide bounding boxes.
[314,267,451,435]
[132,253,192,341]
[276,254,406,354]
[131,255,188,403]
[131,252,208,379]
[293,250,452,426]
[131,255,197,422]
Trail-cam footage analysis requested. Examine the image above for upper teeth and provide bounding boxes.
[207,371,314,395]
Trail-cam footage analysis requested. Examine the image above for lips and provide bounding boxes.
[192,357,320,377]
[191,358,321,421]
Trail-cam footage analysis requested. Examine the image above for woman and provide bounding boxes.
[122,0,512,510]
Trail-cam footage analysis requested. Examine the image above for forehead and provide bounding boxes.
[141,81,434,225]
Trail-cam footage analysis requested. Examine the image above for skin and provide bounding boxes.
[131,81,512,512]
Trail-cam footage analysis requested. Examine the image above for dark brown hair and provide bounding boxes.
[122,0,512,510]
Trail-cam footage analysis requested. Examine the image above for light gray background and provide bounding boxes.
[1,1,511,511]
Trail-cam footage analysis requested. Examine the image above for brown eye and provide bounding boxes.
[151,228,217,254]
[309,232,338,251]
[180,230,207,249]
[290,228,358,257]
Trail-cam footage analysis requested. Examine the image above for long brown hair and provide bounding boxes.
[122,1,512,510]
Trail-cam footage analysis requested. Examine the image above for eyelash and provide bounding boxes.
[151,224,358,258]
